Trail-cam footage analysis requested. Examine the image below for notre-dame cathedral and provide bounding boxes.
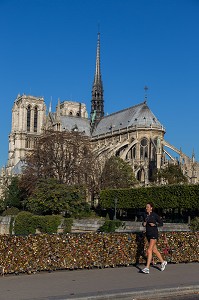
[1,33,199,186]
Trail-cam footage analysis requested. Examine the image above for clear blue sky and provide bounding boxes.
[0,0,199,168]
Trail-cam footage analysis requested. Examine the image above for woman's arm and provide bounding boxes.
[142,213,147,227]
[155,213,163,226]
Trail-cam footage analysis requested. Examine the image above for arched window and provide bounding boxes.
[137,168,145,182]
[57,123,60,131]
[34,137,38,147]
[34,106,38,132]
[27,105,31,132]
[69,111,73,116]
[132,145,136,159]
[26,137,31,148]
[140,138,148,159]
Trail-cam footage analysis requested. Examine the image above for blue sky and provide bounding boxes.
[0,0,199,168]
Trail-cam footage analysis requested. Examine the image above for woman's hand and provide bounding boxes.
[143,222,146,227]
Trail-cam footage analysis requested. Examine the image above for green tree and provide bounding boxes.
[101,156,137,189]
[4,176,23,209]
[154,164,188,185]
[26,178,87,215]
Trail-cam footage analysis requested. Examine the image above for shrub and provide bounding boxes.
[2,207,19,216]
[14,212,62,235]
[42,215,62,234]
[14,211,35,235]
[68,202,95,218]
[189,217,199,231]
[62,218,73,233]
[31,215,62,234]
[98,220,123,232]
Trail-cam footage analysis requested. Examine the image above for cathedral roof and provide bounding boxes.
[60,115,91,136]
[92,102,164,137]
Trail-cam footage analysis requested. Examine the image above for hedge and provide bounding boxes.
[100,184,199,209]
[14,212,68,235]
[0,232,198,275]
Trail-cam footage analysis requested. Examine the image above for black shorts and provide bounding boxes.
[146,234,158,242]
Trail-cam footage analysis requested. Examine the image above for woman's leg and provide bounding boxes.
[153,244,164,263]
[146,239,156,269]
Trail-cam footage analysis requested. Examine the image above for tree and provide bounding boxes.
[20,130,102,200]
[100,156,137,189]
[4,176,23,209]
[26,178,86,215]
[153,164,188,185]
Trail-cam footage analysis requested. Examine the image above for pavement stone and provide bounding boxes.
[0,262,198,300]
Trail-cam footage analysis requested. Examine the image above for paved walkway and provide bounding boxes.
[0,263,198,300]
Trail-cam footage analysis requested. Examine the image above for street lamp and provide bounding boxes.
[113,198,118,220]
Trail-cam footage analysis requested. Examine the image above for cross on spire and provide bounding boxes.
[144,85,149,102]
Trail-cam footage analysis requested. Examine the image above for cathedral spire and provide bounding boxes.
[90,32,104,128]
[49,96,52,113]
[192,149,195,163]
[94,32,101,85]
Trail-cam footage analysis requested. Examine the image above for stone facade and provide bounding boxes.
[6,94,46,175]
[2,96,198,186]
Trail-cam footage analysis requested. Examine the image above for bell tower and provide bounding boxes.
[7,94,46,173]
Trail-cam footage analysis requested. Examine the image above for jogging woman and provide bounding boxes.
[141,202,167,274]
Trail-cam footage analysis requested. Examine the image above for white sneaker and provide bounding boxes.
[141,267,149,274]
[161,261,167,271]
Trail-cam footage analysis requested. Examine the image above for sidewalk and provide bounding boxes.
[0,262,198,300]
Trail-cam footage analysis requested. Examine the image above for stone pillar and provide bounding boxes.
[136,141,140,161]
[156,137,162,169]
[30,107,34,133]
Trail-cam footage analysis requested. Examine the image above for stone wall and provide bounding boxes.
[71,219,190,233]
[0,216,11,235]
[0,217,190,235]
[71,218,105,232]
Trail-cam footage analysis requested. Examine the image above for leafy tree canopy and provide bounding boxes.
[101,156,137,189]
[20,130,101,198]
[3,176,23,209]
[26,177,87,215]
[154,164,188,185]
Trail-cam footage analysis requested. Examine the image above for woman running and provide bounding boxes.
[141,202,167,274]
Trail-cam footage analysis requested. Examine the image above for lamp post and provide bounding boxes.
[114,198,117,220]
